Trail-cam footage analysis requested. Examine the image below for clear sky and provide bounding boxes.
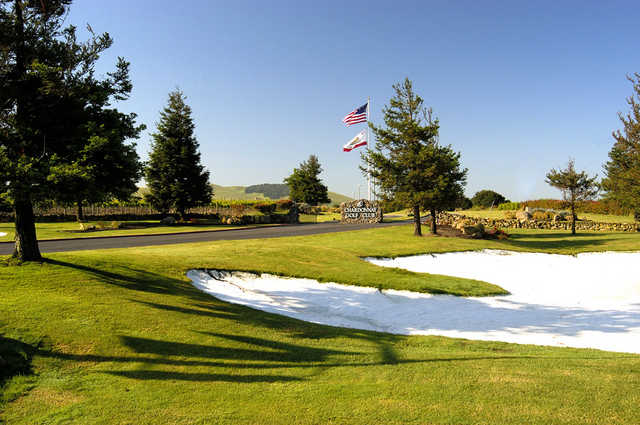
[66,0,640,201]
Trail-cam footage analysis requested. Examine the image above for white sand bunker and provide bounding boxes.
[0,232,7,237]
[187,250,640,354]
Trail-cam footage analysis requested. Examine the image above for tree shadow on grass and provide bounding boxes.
[43,258,212,301]
[35,257,638,386]
[502,233,612,251]
[0,336,38,388]
[105,371,303,382]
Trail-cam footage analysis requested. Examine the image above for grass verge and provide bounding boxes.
[0,221,277,242]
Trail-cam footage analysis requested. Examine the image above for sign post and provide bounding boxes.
[340,199,383,224]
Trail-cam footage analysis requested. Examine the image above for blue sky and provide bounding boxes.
[67,0,640,201]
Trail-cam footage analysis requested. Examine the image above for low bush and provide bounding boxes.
[497,202,520,210]
[254,202,277,215]
[471,190,508,208]
[297,203,313,214]
[275,199,294,211]
[521,199,631,216]
[532,211,553,221]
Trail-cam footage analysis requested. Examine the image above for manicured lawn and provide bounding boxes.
[0,221,277,242]
[299,212,341,223]
[2,225,640,424]
[457,209,636,223]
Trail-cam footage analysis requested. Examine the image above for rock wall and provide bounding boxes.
[437,212,639,233]
[341,200,383,224]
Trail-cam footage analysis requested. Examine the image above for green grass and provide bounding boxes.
[212,183,353,205]
[0,221,276,242]
[2,225,640,423]
[457,209,636,223]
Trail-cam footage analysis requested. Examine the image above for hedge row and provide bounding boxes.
[519,199,632,216]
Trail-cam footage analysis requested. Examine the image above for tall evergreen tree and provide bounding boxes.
[145,90,212,219]
[1,0,141,260]
[545,159,599,235]
[602,74,640,219]
[284,155,331,205]
[362,78,467,236]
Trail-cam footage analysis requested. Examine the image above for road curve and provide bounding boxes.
[0,221,409,255]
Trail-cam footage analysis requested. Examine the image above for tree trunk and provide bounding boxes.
[413,205,422,236]
[76,200,84,222]
[430,208,437,234]
[571,203,576,235]
[13,196,42,261]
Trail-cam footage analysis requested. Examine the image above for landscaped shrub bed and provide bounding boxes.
[520,199,632,216]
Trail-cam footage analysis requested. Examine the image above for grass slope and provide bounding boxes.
[2,226,640,424]
[212,183,353,205]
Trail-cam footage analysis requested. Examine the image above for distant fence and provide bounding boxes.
[0,205,263,223]
[31,205,251,217]
[0,203,302,224]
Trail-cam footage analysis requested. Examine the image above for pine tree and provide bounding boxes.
[145,90,212,219]
[602,74,640,220]
[545,159,599,235]
[284,155,331,205]
[1,0,142,259]
[362,78,467,236]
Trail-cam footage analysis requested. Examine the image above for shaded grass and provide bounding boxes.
[1,225,640,423]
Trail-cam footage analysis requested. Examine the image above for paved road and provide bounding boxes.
[0,221,409,255]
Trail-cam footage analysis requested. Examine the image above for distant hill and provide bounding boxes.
[245,184,289,199]
[212,183,352,205]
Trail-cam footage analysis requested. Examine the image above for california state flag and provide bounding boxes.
[343,130,367,152]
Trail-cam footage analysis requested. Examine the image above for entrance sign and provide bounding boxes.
[341,199,383,224]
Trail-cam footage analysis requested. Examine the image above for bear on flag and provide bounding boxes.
[343,130,367,152]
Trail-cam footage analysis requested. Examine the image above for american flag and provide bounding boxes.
[342,102,368,126]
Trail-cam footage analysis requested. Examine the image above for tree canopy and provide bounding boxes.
[471,190,508,208]
[145,90,212,218]
[284,155,331,206]
[546,158,599,235]
[602,74,640,220]
[1,0,143,259]
[362,78,467,235]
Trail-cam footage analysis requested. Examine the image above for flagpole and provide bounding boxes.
[367,97,371,201]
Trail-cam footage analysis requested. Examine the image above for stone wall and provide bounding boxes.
[341,200,383,224]
[437,212,639,233]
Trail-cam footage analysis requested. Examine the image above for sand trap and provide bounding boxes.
[187,250,640,353]
[0,232,7,237]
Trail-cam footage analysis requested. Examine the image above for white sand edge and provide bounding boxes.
[187,250,640,354]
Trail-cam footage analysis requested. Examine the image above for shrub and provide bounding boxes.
[456,196,473,210]
[275,199,294,211]
[297,203,313,214]
[532,211,554,221]
[254,202,277,215]
[471,190,508,208]
[521,199,632,216]
[485,227,509,240]
[230,204,247,217]
[497,202,520,210]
